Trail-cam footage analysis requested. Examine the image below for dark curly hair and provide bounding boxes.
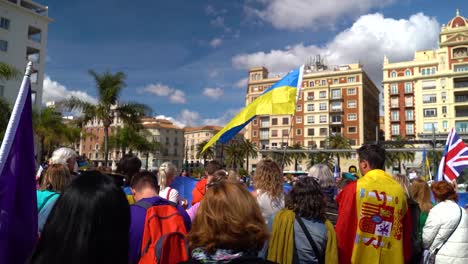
[286,177,326,221]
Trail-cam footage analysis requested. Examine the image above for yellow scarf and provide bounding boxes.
[325,220,339,264]
[352,169,407,264]
[267,209,295,264]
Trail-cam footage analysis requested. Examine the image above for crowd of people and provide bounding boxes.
[28,144,468,264]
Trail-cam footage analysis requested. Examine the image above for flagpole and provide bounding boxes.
[0,61,33,173]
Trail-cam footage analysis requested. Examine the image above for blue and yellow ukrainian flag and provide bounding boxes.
[202,65,304,152]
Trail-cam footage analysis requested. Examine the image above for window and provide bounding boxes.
[423,122,437,132]
[347,88,356,95]
[348,113,357,121]
[296,116,302,124]
[296,104,302,111]
[94,152,99,159]
[347,100,356,108]
[308,128,315,136]
[319,115,327,123]
[391,71,397,77]
[348,127,357,133]
[331,115,341,123]
[422,80,436,89]
[405,110,414,120]
[307,104,314,111]
[423,108,437,117]
[442,106,447,114]
[253,131,257,137]
[422,94,437,103]
[405,96,413,107]
[282,117,289,125]
[331,89,341,99]
[272,118,278,125]
[319,128,328,136]
[252,86,258,92]
[390,84,398,94]
[442,120,448,129]
[319,103,327,111]
[441,92,446,101]
[431,67,436,75]
[307,116,315,124]
[253,119,258,125]
[309,81,315,87]
[320,141,326,148]
[0,40,7,52]
[296,129,302,136]
[348,76,355,83]
[333,79,338,84]
[319,91,326,98]
[321,80,326,86]
[405,70,411,76]
[392,124,400,135]
[271,130,278,137]
[271,143,278,148]
[307,92,314,100]
[453,47,468,59]
[441,78,446,87]
[406,124,414,135]
[404,83,412,93]
[422,69,426,75]
[454,64,468,72]
[331,101,342,111]
[0,17,10,30]
[391,111,399,121]
[282,129,289,137]
[308,140,316,147]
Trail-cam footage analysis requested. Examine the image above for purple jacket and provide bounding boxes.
[129,196,191,264]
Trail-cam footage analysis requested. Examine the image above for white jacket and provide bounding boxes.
[423,200,468,264]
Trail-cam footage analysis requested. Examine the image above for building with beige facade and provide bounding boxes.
[245,60,380,171]
[383,10,468,139]
[0,0,51,107]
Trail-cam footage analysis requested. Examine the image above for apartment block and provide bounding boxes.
[245,62,380,152]
[0,0,51,107]
[383,10,468,139]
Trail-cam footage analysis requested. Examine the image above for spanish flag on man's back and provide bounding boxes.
[203,65,304,152]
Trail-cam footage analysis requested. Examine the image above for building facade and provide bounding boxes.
[0,0,51,107]
[184,125,223,166]
[383,10,468,139]
[244,62,380,171]
[79,116,184,171]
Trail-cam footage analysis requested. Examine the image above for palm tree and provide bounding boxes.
[307,151,333,169]
[134,136,162,170]
[0,97,11,141]
[65,70,150,166]
[326,133,352,170]
[384,136,415,173]
[0,62,21,81]
[288,143,307,171]
[224,142,244,169]
[240,139,258,170]
[196,140,214,165]
[270,150,293,170]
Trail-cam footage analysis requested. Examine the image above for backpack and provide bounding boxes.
[136,199,190,264]
[408,198,422,263]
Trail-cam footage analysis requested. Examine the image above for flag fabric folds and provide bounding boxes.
[0,68,38,263]
[202,65,304,152]
[421,147,431,180]
[437,128,468,182]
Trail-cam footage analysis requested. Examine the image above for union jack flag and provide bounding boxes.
[437,128,468,182]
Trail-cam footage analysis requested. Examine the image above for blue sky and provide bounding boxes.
[41,0,466,127]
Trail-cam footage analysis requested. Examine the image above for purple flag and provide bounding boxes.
[0,74,38,263]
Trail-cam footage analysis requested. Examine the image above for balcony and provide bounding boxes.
[390,118,400,123]
[330,95,343,101]
[455,106,468,117]
[307,96,314,100]
[454,92,468,103]
[456,121,468,133]
[330,107,343,112]
[405,103,414,108]
[390,104,399,109]
[454,78,468,89]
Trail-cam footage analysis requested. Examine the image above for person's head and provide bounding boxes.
[130,171,159,202]
[180,169,188,176]
[158,162,177,189]
[431,181,458,203]
[227,169,240,182]
[205,160,223,183]
[286,177,325,221]
[308,163,336,189]
[39,164,72,193]
[410,177,433,213]
[116,154,142,184]
[188,181,268,254]
[30,171,130,264]
[357,144,386,174]
[254,159,283,199]
[393,174,411,198]
[49,147,78,173]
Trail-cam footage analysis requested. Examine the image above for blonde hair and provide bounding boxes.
[410,177,433,213]
[158,162,177,189]
[40,164,72,193]
[393,174,411,198]
[227,169,240,182]
[254,159,283,200]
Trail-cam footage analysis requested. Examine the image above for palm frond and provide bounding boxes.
[0,62,21,81]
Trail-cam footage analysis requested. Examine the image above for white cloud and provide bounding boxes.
[202,108,242,126]
[235,77,248,89]
[140,83,187,104]
[210,38,223,48]
[203,87,224,99]
[232,13,439,85]
[205,5,216,15]
[170,108,242,127]
[42,75,97,105]
[210,16,231,32]
[155,114,185,128]
[208,69,219,78]
[247,0,395,30]
[177,109,201,127]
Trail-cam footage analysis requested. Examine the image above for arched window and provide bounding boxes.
[453,47,468,59]
[391,71,397,78]
[422,69,426,75]
[405,70,411,76]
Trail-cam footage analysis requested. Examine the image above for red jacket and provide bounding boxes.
[191,178,207,205]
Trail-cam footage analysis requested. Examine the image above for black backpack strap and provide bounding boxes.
[295,216,324,264]
[134,200,153,210]
[38,192,59,212]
